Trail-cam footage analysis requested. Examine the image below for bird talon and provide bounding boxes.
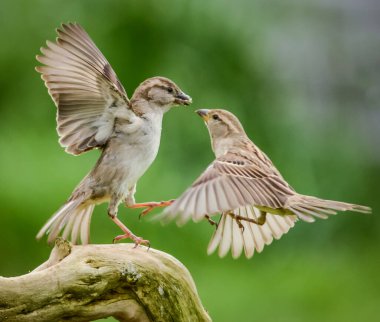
[132,237,150,248]
[236,219,245,232]
[137,207,154,220]
[205,215,218,229]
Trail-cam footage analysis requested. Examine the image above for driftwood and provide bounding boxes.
[0,238,211,322]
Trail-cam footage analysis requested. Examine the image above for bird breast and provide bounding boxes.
[105,112,163,194]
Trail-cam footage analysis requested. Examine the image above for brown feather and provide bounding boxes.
[36,23,131,155]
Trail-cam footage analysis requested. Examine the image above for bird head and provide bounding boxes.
[131,76,192,111]
[196,109,247,156]
[196,109,245,138]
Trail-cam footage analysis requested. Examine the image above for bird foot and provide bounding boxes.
[128,199,175,219]
[205,215,218,229]
[228,212,267,227]
[110,214,150,248]
[225,212,245,232]
[236,218,245,232]
[113,233,150,248]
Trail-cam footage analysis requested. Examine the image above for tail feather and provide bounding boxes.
[71,208,85,244]
[36,201,75,240]
[49,205,82,244]
[62,207,78,240]
[288,195,371,222]
[37,199,94,245]
[207,206,296,259]
[80,205,94,244]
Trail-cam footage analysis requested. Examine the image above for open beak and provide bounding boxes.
[175,92,192,106]
[196,109,210,121]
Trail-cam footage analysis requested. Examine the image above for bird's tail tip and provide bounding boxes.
[37,200,94,245]
[289,195,372,222]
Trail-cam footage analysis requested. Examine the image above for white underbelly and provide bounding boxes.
[99,110,163,200]
[117,134,161,196]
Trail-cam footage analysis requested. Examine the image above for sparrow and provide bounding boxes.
[160,109,371,258]
[35,23,192,245]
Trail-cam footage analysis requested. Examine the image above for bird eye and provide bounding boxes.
[212,114,219,120]
[167,87,173,93]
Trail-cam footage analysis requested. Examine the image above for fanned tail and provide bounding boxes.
[207,206,296,259]
[287,195,371,223]
[36,199,94,245]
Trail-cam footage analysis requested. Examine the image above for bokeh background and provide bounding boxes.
[0,0,379,321]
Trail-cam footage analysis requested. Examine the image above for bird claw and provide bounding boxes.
[130,199,176,219]
[236,219,245,232]
[205,215,218,229]
[133,237,150,250]
[113,233,150,249]
[138,207,155,219]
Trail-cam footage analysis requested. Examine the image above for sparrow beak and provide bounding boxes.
[175,92,192,106]
[196,109,210,121]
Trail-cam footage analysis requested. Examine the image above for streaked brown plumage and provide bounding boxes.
[35,23,191,245]
[161,109,371,258]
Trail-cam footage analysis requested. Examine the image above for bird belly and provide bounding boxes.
[112,132,161,198]
[90,113,162,201]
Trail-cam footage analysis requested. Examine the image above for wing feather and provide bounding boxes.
[218,214,233,258]
[36,23,132,155]
[205,205,297,258]
[240,208,256,258]
[163,152,295,223]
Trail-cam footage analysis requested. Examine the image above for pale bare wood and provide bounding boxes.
[0,239,211,322]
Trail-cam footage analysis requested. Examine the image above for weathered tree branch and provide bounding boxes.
[0,239,211,322]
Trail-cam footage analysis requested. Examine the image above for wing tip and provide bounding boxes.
[58,22,82,36]
[352,205,372,214]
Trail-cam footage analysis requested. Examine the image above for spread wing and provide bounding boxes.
[161,152,296,225]
[36,23,133,155]
[207,207,296,259]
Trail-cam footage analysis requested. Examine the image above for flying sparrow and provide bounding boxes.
[35,23,192,245]
[160,109,371,258]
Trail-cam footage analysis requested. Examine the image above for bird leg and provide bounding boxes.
[228,210,267,227]
[205,215,218,229]
[226,212,245,232]
[128,199,175,218]
[257,211,267,225]
[109,214,150,247]
[108,196,149,247]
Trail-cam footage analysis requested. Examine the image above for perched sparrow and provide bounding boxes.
[35,23,191,245]
[161,109,371,258]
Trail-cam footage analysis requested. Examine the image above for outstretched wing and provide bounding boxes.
[208,207,296,259]
[36,23,133,155]
[161,152,296,225]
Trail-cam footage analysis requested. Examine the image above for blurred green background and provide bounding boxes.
[0,0,379,321]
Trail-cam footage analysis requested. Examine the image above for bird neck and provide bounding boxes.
[132,99,168,116]
[211,133,247,158]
